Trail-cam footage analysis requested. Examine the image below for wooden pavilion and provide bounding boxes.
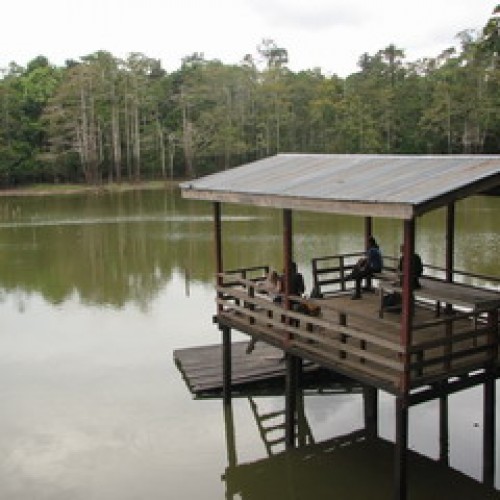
[180,153,500,500]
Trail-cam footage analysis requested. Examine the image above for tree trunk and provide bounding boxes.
[157,119,166,179]
[133,99,141,181]
[111,91,121,183]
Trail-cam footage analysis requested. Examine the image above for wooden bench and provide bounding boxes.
[378,276,500,318]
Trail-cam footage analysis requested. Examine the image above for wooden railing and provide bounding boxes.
[216,264,500,394]
[312,252,500,297]
[216,268,405,391]
[311,252,365,295]
[408,309,498,387]
[312,253,405,297]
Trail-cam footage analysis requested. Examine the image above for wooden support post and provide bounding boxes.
[439,393,449,465]
[296,385,309,447]
[365,216,373,245]
[483,373,496,487]
[214,202,223,313]
[283,208,293,304]
[445,203,454,284]
[394,218,414,500]
[363,386,378,438]
[365,216,373,289]
[400,219,415,391]
[223,402,237,469]
[394,396,409,500]
[285,353,300,449]
[222,325,232,405]
[483,307,497,486]
[445,203,455,319]
[442,205,455,368]
[283,209,293,344]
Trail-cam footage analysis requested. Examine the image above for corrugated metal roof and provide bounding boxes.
[180,154,500,219]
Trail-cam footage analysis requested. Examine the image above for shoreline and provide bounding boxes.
[0,180,180,197]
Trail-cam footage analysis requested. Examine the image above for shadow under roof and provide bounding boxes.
[180,154,500,219]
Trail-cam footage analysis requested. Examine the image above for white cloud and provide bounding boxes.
[1,0,497,77]
[246,0,365,30]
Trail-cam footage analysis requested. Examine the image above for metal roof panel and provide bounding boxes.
[180,154,500,219]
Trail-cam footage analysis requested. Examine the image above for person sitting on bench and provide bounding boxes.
[348,236,383,300]
[257,269,282,302]
[398,244,423,289]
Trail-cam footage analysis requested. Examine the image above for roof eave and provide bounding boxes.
[414,171,500,217]
[181,187,415,219]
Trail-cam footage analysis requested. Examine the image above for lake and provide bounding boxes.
[0,187,499,499]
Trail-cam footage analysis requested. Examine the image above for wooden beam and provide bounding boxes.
[415,173,500,217]
[182,189,415,219]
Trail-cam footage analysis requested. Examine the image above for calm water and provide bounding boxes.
[0,188,499,500]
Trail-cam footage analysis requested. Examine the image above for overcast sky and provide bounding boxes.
[2,0,497,76]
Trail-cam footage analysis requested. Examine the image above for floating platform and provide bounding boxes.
[174,340,326,396]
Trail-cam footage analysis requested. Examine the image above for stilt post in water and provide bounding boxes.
[222,325,232,405]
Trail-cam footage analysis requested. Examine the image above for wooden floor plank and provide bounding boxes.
[174,341,318,394]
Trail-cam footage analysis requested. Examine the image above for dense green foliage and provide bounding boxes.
[1,9,499,187]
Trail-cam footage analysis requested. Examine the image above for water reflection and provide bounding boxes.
[0,189,498,308]
[221,389,499,500]
[0,188,499,499]
[0,190,216,308]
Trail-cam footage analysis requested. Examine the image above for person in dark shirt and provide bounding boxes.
[398,244,423,289]
[290,261,305,296]
[349,236,383,299]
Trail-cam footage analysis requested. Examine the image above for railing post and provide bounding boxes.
[249,283,255,325]
[312,258,319,293]
[340,256,346,291]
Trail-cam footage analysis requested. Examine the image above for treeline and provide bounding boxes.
[0,8,499,187]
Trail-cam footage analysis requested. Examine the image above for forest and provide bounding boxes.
[0,7,499,187]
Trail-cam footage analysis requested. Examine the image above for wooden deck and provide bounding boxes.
[215,268,500,398]
[174,341,322,395]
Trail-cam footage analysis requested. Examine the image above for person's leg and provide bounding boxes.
[352,268,371,299]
